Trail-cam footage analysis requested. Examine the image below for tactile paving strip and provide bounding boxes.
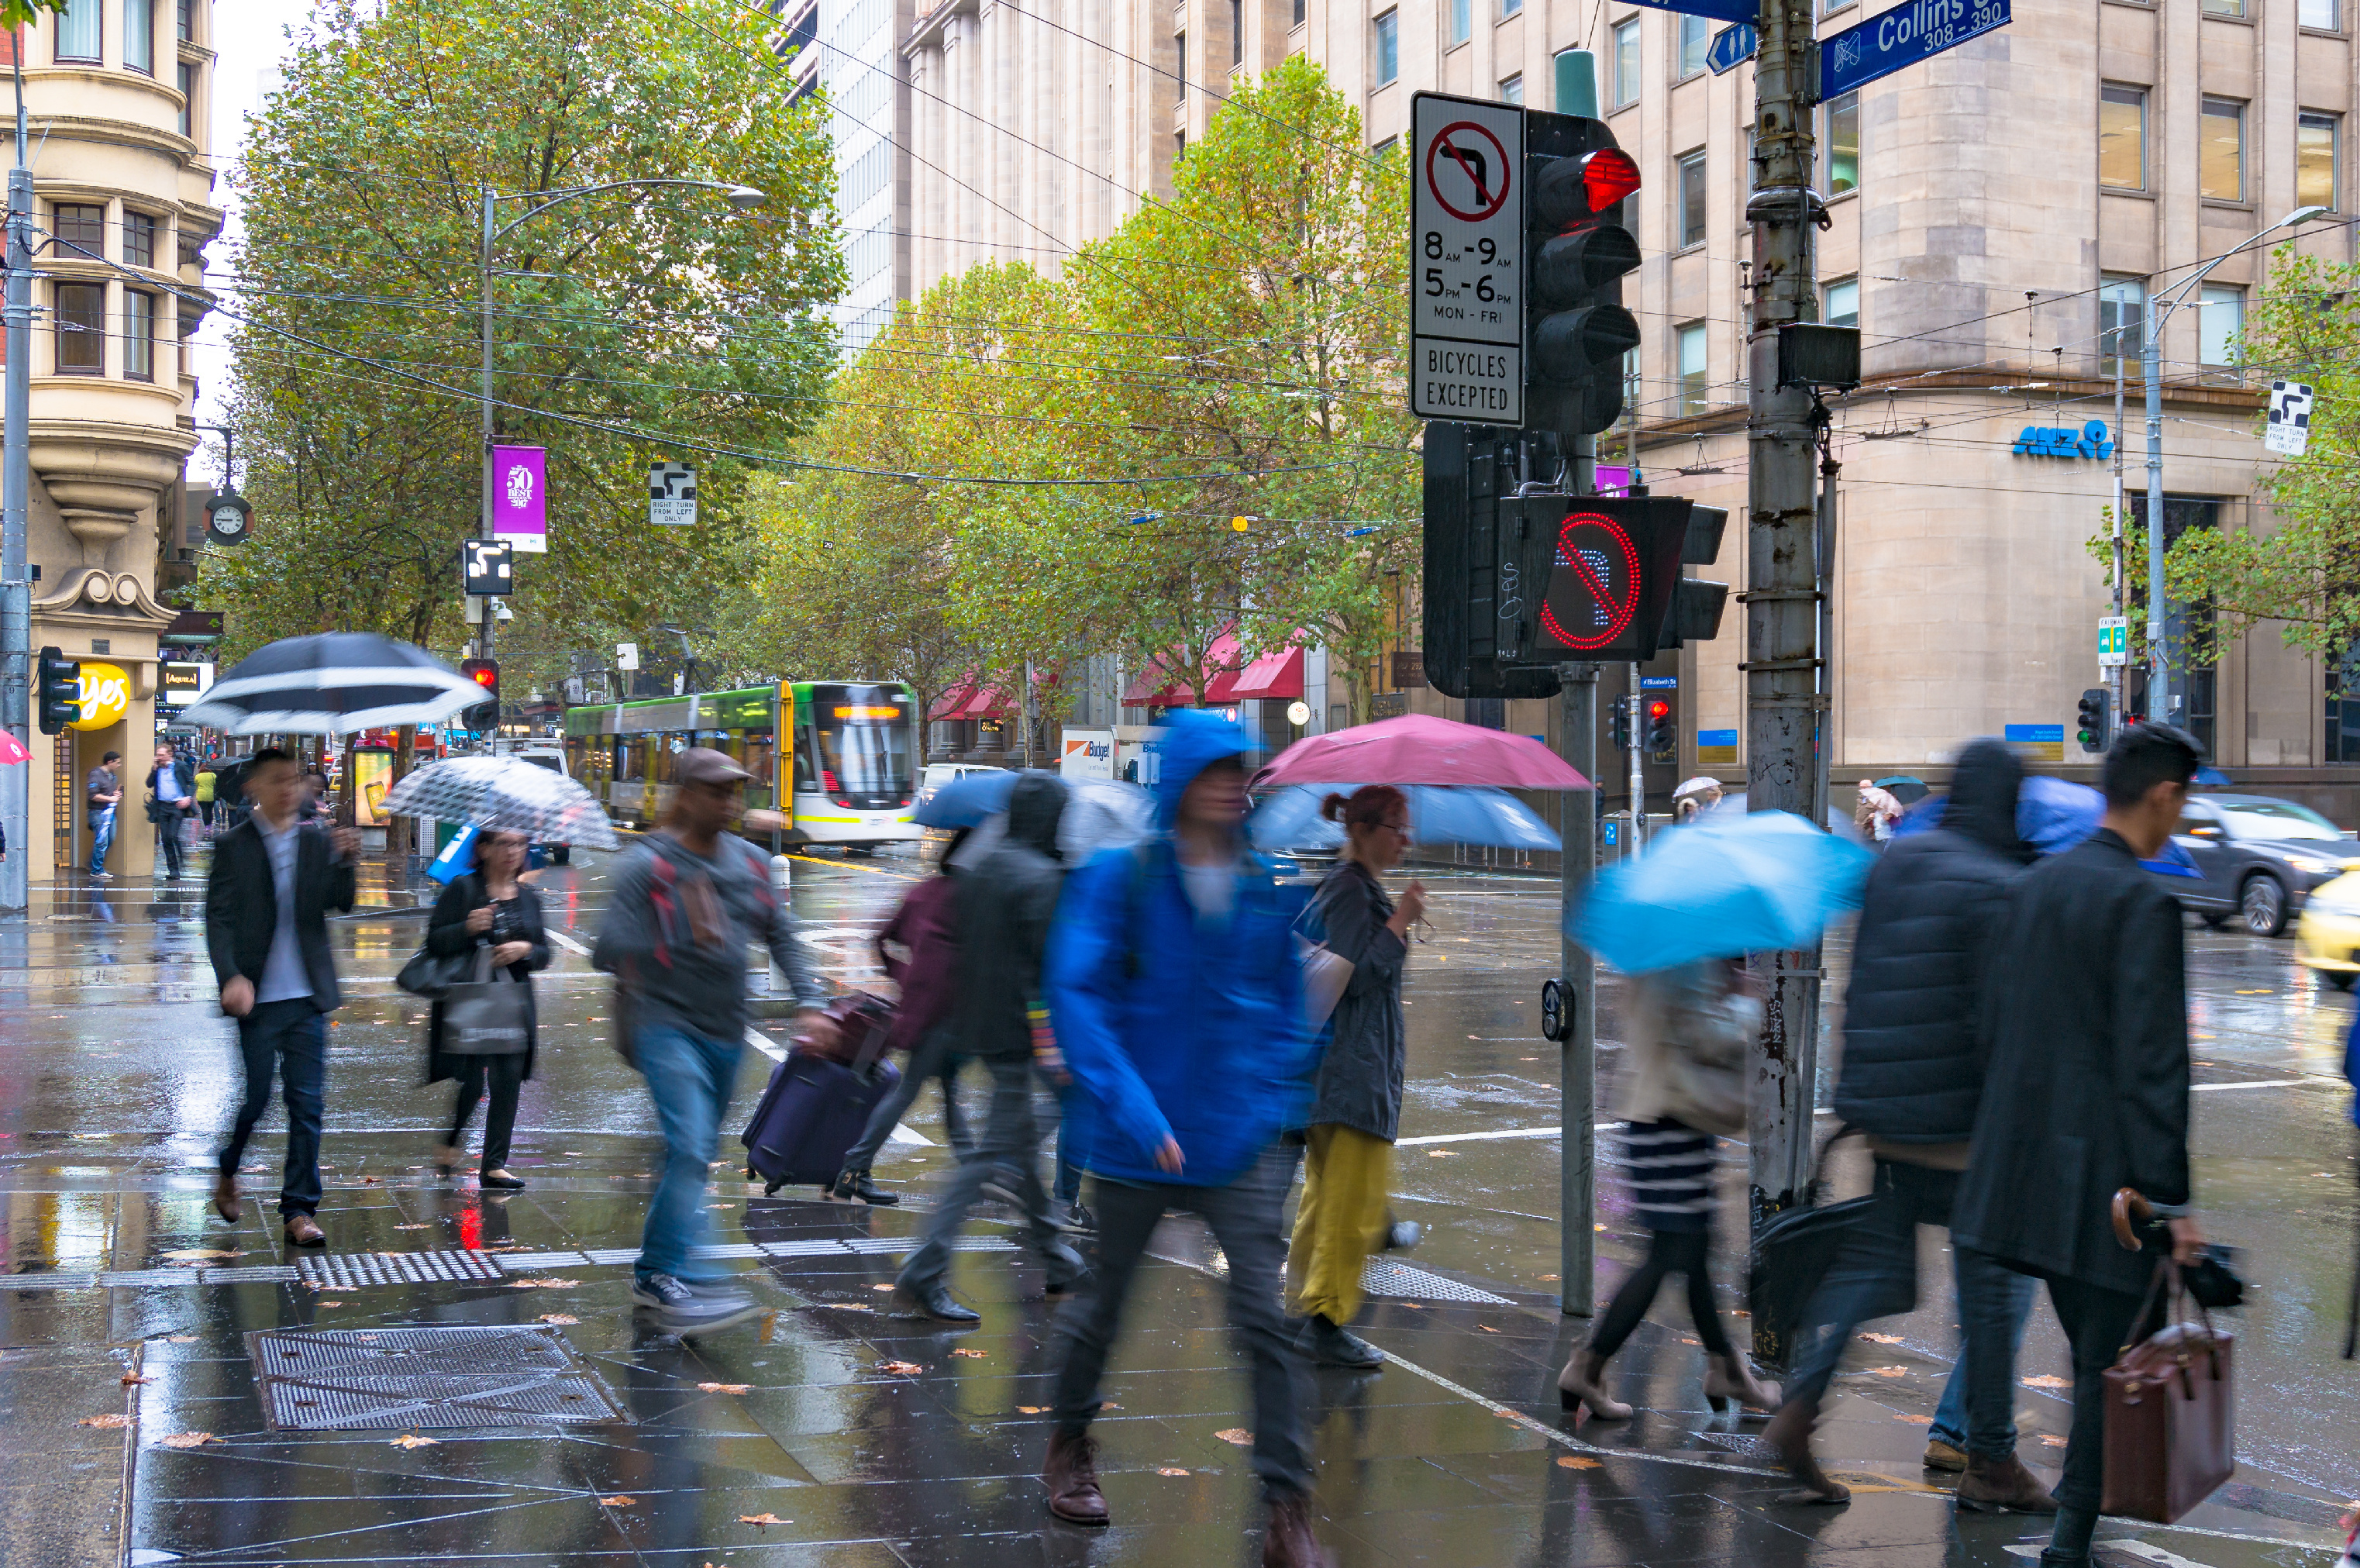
[250,1325,625,1431]
[1359,1259,1514,1306]
[293,1250,506,1290]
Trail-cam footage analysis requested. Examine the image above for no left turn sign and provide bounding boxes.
[1411,93,1525,427]
[1425,120,1512,222]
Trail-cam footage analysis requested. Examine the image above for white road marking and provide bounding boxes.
[2190,1077,2318,1092]
[1394,1124,1614,1146]
[546,929,591,956]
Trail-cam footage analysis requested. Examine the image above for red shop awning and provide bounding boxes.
[1225,645,1304,701]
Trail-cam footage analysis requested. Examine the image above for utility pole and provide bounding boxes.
[2,45,33,915]
[2140,290,2166,729]
[1556,657,1598,1316]
[478,188,498,671]
[1625,662,1645,852]
[1743,0,1824,1364]
[2110,349,2127,723]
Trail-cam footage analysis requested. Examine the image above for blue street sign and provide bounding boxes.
[1824,0,2012,98]
[1640,675,1679,690]
[1707,22,1756,74]
[1618,0,1755,22]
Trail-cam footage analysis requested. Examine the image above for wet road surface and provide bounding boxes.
[2,839,2355,1566]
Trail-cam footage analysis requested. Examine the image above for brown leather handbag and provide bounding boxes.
[2100,1190,2235,1523]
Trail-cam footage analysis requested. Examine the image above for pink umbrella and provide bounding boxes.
[1252,714,1591,791]
[0,729,27,765]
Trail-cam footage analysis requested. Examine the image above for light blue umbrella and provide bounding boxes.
[1249,784,1561,852]
[1573,808,1874,973]
[914,769,1020,827]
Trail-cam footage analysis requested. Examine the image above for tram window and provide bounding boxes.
[792,727,818,791]
[618,743,646,784]
[742,730,776,808]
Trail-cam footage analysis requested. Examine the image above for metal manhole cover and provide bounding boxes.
[250,1325,625,1431]
[293,1250,505,1290]
[1359,1260,1513,1305]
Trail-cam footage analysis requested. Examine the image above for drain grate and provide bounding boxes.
[293,1250,505,1290]
[250,1325,625,1431]
[1693,1432,1776,1459]
[1359,1260,1513,1306]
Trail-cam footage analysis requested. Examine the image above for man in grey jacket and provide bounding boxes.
[594,747,835,1336]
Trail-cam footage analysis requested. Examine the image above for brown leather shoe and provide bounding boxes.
[1041,1428,1109,1526]
[1262,1492,1332,1568]
[1763,1397,1851,1504]
[283,1214,327,1249]
[1956,1452,2060,1514]
[1921,1438,1968,1472]
[212,1175,241,1224]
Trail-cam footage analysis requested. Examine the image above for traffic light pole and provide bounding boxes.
[1556,657,1599,1316]
[1,60,31,915]
[1743,0,1825,1365]
[1626,662,1645,852]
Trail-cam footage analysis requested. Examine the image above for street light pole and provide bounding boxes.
[2,49,32,914]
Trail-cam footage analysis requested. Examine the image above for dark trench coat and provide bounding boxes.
[1306,859,1409,1142]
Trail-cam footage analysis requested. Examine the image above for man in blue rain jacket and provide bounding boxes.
[1036,709,1330,1567]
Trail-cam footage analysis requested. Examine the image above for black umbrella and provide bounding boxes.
[181,632,486,736]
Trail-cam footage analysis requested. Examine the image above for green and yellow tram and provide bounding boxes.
[563,681,920,849]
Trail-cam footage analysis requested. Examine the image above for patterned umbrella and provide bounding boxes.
[381,755,620,850]
[181,632,484,736]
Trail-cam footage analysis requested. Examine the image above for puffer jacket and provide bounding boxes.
[1831,737,2032,1144]
[953,773,1068,1061]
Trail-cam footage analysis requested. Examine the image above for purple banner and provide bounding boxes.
[491,445,547,553]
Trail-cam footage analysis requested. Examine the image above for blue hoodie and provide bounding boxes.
[1046,710,1314,1187]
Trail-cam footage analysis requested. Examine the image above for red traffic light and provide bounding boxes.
[1579,148,1642,215]
[1645,698,1671,722]
[460,657,498,691]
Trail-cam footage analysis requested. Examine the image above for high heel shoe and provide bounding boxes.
[1556,1349,1632,1419]
[1702,1353,1782,1415]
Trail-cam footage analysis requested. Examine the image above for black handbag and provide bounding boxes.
[396,943,474,999]
[440,946,532,1056]
[1748,1125,1886,1360]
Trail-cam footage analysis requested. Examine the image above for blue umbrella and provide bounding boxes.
[1573,809,1874,973]
[1248,784,1560,853]
[913,770,1019,828]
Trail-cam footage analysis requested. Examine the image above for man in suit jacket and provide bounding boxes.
[1952,724,2208,1567]
[205,748,358,1247]
[147,741,195,880]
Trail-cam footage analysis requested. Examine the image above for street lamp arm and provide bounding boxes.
[2152,207,2333,321]
[493,179,766,246]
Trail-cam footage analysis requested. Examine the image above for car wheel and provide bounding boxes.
[549,846,570,865]
[2327,970,2358,992]
[2239,874,2289,937]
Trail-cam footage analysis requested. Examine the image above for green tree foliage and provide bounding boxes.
[205,0,842,672]
[0,2,67,30]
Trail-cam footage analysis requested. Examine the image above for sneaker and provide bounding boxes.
[1053,1202,1097,1235]
[93,871,113,882]
[629,1272,694,1311]
[633,1273,768,1337]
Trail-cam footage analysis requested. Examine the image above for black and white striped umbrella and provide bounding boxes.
[381,755,621,850]
[181,632,486,736]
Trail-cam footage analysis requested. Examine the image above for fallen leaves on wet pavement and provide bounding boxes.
[158,1432,215,1449]
[876,1361,924,1377]
[78,1414,129,1428]
[698,1382,752,1394]
[391,1433,439,1449]
[1214,1428,1252,1445]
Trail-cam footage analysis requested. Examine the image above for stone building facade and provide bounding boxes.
[19,0,220,881]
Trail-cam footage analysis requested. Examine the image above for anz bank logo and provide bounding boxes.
[2013,419,2115,460]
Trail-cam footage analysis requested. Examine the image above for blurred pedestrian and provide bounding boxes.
[1765,739,2049,1509]
[85,750,122,880]
[194,757,219,836]
[1558,958,1779,1421]
[594,746,836,1338]
[894,774,1087,1318]
[299,768,331,823]
[1287,785,1425,1370]
[1671,777,1723,825]
[830,829,976,1204]
[147,741,195,881]
[1953,724,2207,1568]
[1855,779,1901,843]
[425,828,548,1191]
[1039,711,1329,1566]
[205,749,358,1248]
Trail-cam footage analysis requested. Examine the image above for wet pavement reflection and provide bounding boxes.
[1,841,2353,1566]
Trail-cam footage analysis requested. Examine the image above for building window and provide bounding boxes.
[1679,14,1708,77]
[2200,97,2245,202]
[126,0,154,74]
[2302,0,2341,26]
[53,202,105,257]
[177,0,191,40]
[1498,74,1521,104]
[1612,17,1640,107]
[177,61,195,137]
[1677,322,1708,414]
[2299,112,2339,209]
[1824,277,1859,329]
[1292,0,1304,24]
[54,0,100,62]
[54,283,104,372]
[2100,84,2146,189]
[1449,0,1469,44]
[1500,0,1521,16]
[1175,129,1186,161]
[1230,0,1242,64]
[2198,284,2244,371]
[1174,29,1185,85]
[124,291,155,381]
[1372,135,1397,157]
[2100,274,2145,372]
[1677,150,1707,248]
[2201,0,2245,14]
[1824,91,1859,194]
[1373,11,1397,85]
[122,211,156,268]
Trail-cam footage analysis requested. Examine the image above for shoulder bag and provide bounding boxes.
[1747,1126,1913,1359]
[440,945,533,1055]
[396,943,474,999]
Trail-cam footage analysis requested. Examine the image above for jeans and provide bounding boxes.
[841,1025,971,1172]
[448,1052,526,1171]
[217,999,328,1216]
[1929,1262,2038,1453]
[156,812,185,878]
[88,807,114,876]
[898,1054,1073,1288]
[1786,1160,2024,1459]
[634,1025,742,1286]
[1050,1149,1312,1499]
[1590,1227,1734,1360]
[2041,1274,2154,1517]
[1053,1087,1086,1207]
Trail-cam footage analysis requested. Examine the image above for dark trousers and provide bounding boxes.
[1590,1227,1734,1359]
[898,1054,1071,1287]
[155,813,186,877]
[448,1053,526,1171]
[842,1025,971,1171]
[1050,1150,1312,1500]
[1788,1161,2024,1458]
[2043,1273,2152,1516]
[218,999,328,1217]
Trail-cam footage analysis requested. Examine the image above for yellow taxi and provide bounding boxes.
[2293,870,2360,990]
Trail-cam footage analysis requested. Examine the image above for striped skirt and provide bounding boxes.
[1623,1117,1717,1235]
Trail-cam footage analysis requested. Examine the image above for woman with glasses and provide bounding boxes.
[425,829,549,1190]
[1287,784,1426,1369]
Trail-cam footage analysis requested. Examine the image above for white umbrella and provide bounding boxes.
[182,632,484,736]
[381,755,621,850]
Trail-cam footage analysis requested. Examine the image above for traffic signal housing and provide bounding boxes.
[1645,696,1675,760]
[37,646,79,734]
[459,657,499,731]
[2077,688,2112,754]
[1608,694,1633,751]
[1525,112,1642,438]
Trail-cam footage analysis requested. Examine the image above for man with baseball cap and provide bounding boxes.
[596,746,837,1335]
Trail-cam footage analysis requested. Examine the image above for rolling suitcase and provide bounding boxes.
[741,1050,902,1195]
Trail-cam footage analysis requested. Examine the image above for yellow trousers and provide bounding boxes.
[1287,1123,1392,1324]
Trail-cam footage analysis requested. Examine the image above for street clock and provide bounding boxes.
[205,490,253,547]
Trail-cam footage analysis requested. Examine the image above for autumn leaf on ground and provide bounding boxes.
[949,1348,988,1359]
[1868,1366,1907,1378]
[738,1512,790,1527]
[1156,1466,1190,1476]
[1214,1428,1252,1446]
[511,1278,580,1290]
[161,1249,240,1262]
[78,1414,130,1428]
[393,1224,429,1231]
[538,1315,579,1325]
[158,1432,215,1449]
[391,1433,439,1449]
[698,1382,752,1394]
[2040,1435,2069,1448]
[1101,1402,1120,1410]
[876,1361,924,1377]
[161,1335,196,1344]
[1895,1414,1934,1425]
[599,1495,636,1507]
[1556,1456,1601,1470]
[870,1283,894,1291]
[2021,1374,2071,1389]
[1017,1405,1047,1415]
[122,1373,153,1385]
[318,1301,343,1308]
[1859,1332,1904,1345]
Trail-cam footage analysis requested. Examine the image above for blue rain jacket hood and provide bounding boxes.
[1046,708,1317,1187]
